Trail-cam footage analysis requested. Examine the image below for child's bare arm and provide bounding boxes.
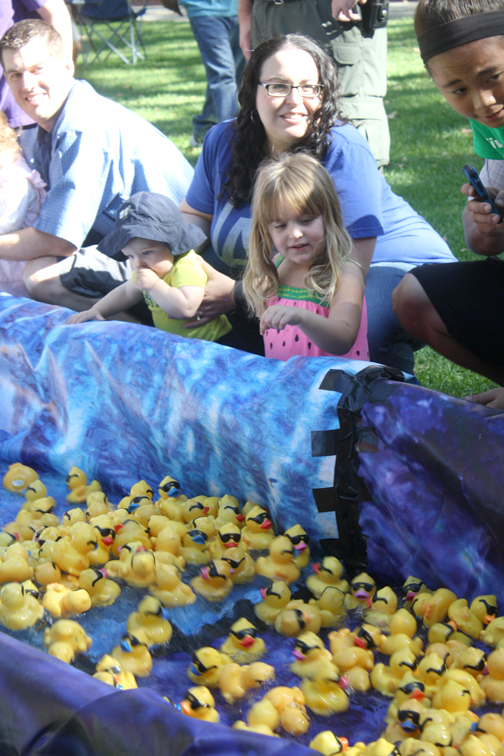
[260,260,365,355]
[66,281,142,324]
[135,268,204,319]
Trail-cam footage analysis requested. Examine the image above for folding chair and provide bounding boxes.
[73,0,148,65]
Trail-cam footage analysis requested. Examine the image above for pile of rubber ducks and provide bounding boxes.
[4,463,504,755]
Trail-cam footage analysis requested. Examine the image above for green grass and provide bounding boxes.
[74,17,498,398]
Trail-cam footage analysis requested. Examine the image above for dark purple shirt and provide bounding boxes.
[0,0,46,127]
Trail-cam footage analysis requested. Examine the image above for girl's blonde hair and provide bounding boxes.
[0,112,21,162]
[243,152,353,315]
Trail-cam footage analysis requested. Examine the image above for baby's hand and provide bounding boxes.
[260,305,303,335]
[134,268,159,292]
[67,307,105,324]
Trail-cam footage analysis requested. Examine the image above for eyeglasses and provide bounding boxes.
[259,82,323,98]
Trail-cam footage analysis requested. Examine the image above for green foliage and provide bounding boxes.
[75,17,498,397]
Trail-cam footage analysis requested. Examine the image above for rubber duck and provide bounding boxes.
[427,622,470,647]
[478,647,504,702]
[43,619,92,663]
[42,582,92,617]
[475,713,504,741]
[301,666,350,715]
[123,497,156,529]
[344,572,377,610]
[220,546,255,584]
[414,589,458,629]
[380,631,424,657]
[480,617,504,647]
[191,558,233,602]
[151,525,185,570]
[431,675,476,713]
[149,563,196,607]
[34,559,62,586]
[232,721,278,738]
[255,535,300,584]
[390,608,419,639]
[50,522,97,576]
[180,686,219,723]
[454,647,487,677]
[290,631,335,678]
[78,567,121,606]
[306,556,348,599]
[218,661,275,704]
[274,601,322,637]
[179,529,211,565]
[201,496,219,519]
[119,480,154,506]
[85,491,111,520]
[332,641,374,692]
[209,523,246,558]
[403,576,431,606]
[310,731,349,756]
[257,686,310,736]
[366,587,398,629]
[181,497,210,524]
[3,463,39,494]
[88,515,116,565]
[111,519,152,557]
[470,596,498,626]
[157,475,182,500]
[371,662,400,696]
[187,647,231,687]
[157,492,187,521]
[241,506,275,551]
[19,495,59,527]
[111,629,152,677]
[127,595,172,645]
[190,516,216,543]
[0,581,44,629]
[107,543,157,587]
[61,508,86,531]
[417,652,447,695]
[420,723,454,752]
[93,654,137,690]
[254,581,291,624]
[66,467,102,503]
[309,586,347,628]
[399,738,441,756]
[215,499,245,529]
[448,599,483,639]
[390,647,420,679]
[220,617,266,663]
[284,525,311,569]
[0,543,34,583]
[245,698,280,732]
[21,479,48,508]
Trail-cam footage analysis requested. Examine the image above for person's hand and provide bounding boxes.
[260,304,303,335]
[134,268,159,292]
[184,259,236,328]
[462,182,504,237]
[465,388,504,409]
[331,0,366,22]
[67,307,105,324]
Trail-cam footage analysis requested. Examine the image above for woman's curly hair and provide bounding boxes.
[220,34,344,207]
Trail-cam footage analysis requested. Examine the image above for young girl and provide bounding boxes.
[0,112,46,287]
[242,153,369,361]
[393,0,504,406]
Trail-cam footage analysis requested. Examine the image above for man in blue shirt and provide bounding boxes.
[0,19,194,316]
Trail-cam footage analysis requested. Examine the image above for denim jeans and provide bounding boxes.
[189,15,244,140]
[366,263,423,375]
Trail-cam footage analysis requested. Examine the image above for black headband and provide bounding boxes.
[417,11,504,63]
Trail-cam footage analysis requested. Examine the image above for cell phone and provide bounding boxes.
[462,164,503,221]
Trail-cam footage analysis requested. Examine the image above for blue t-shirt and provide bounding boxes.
[185,121,455,274]
[178,0,238,18]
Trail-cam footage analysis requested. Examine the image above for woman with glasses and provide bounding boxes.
[180,34,456,369]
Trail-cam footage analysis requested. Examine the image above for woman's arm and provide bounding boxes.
[66,281,142,323]
[260,260,366,354]
[179,199,212,241]
[135,268,204,319]
[350,237,377,275]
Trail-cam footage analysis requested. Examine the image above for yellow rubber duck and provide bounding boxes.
[21,479,48,507]
[0,543,34,584]
[123,497,157,529]
[107,543,157,588]
[85,491,111,520]
[310,731,349,756]
[220,546,255,584]
[344,572,377,610]
[415,588,458,629]
[208,523,246,559]
[402,575,431,605]
[241,506,275,551]
[0,581,44,629]
[157,475,182,500]
[254,581,291,624]
[88,515,116,565]
[477,648,504,702]
[181,497,211,524]
[3,463,39,494]
[302,666,350,715]
[93,654,137,690]
[127,595,173,645]
[157,492,187,521]
[34,559,62,586]
[255,535,300,584]
[260,686,310,736]
[66,467,102,503]
[42,581,92,617]
[218,661,275,704]
[306,556,348,598]
[332,642,374,692]
[150,563,196,608]
[111,629,152,677]
[232,721,278,738]
[480,617,504,647]
[61,507,87,529]
[180,686,219,723]
[290,631,335,679]
[187,646,232,687]
[78,567,121,606]
[220,617,266,663]
[470,595,498,626]
[43,619,92,663]
[309,586,346,628]
[365,586,398,629]
[119,480,154,505]
[284,525,311,569]
[111,519,152,557]
[215,498,245,529]
[191,558,233,602]
[50,521,98,576]
[179,528,211,565]
[274,601,322,637]
[448,599,483,639]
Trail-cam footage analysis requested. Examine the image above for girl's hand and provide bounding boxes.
[462,183,504,236]
[184,259,236,328]
[260,305,303,335]
[465,388,504,409]
[134,268,159,292]
[67,307,105,324]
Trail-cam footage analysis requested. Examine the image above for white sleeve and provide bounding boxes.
[0,174,33,235]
